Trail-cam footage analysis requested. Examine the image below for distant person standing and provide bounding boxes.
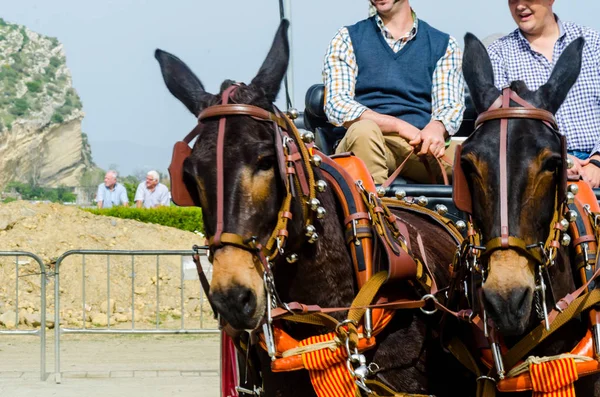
[134,170,171,208]
[96,170,129,209]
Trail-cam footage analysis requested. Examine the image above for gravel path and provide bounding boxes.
[0,334,221,396]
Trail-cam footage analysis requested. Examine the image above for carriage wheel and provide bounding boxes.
[221,330,240,397]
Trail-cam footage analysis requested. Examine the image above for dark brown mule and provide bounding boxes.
[156,21,471,396]
[459,33,600,395]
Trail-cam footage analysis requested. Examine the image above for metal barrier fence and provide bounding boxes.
[0,251,47,380]
[53,249,218,383]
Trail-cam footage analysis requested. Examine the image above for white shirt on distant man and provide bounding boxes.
[134,170,171,208]
[96,170,129,208]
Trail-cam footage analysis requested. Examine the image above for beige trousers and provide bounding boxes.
[334,120,451,184]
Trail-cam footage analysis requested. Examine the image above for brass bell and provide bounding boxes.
[567,184,579,195]
[566,157,574,170]
[377,187,387,197]
[565,192,575,205]
[287,108,299,120]
[316,180,328,193]
[309,198,321,211]
[305,224,316,236]
[417,196,428,207]
[566,210,578,223]
[316,207,327,219]
[301,131,315,144]
[456,220,467,231]
[559,218,570,232]
[308,232,319,244]
[435,204,448,216]
[561,233,572,246]
[286,253,299,263]
[311,154,322,167]
[394,190,406,200]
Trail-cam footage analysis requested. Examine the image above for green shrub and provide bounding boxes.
[86,207,204,233]
[49,56,62,68]
[26,80,42,93]
[5,181,76,202]
[51,112,64,124]
[9,98,29,116]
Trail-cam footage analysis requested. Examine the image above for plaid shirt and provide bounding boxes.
[488,18,600,155]
[322,13,465,135]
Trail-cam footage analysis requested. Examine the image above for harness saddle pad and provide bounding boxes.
[318,151,417,288]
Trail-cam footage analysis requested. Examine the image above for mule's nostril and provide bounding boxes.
[482,289,502,319]
[511,287,531,314]
[237,288,257,317]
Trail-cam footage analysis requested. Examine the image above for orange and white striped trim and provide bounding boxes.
[300,333,357,397]
[530,357,578,397]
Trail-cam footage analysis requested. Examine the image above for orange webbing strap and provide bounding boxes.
[530,357,578,397]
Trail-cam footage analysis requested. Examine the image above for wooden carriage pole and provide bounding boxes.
[279,0,295,110]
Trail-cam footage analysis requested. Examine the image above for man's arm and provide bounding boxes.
[323,28,368,127]
[322,27,420,140]
[487,43,510,90]
[119,185,129,207]
[421,36,466,157]
[134,184,144,209]
[160,186,171,207]
[96,185,104,209]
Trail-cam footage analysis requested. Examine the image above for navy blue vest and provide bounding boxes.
[347,17,449,129]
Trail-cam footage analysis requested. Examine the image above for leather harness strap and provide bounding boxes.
[212,85,238,248]
[473,88,561,258]
[499,89,510,247]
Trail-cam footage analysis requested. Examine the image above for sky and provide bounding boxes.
[2,0,600,176]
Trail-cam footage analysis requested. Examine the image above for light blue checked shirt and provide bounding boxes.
[96,182,128,208]
[323,13,465,135]
[488,18,600,156]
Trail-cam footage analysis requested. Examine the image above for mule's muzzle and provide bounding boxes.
[483,286,533,336]
[211,285,259,330]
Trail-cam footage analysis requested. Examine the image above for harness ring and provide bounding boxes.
[476,375,497,384]
[420,294,439,315]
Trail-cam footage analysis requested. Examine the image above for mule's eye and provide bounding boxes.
[542,155,561,172]
[256,156,275,171]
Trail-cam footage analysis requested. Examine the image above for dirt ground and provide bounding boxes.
[0,334,220,397]
[0,201,217,331]
[0,202,221,395]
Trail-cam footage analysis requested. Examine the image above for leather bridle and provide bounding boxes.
[454,87,567,268]
[180,84,319,268]
[169,83,324,273]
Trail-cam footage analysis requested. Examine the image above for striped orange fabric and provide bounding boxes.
[300,333,357,397]
[529,357,579,397]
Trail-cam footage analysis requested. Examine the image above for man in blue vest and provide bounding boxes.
[323,0,465,184]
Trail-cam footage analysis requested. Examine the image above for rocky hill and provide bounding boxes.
[0,18,92,188]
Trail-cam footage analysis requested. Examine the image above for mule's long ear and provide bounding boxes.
[534,37,585,114]
[463,33,501,113]
[155,49,215,116]
[250,19,290,103]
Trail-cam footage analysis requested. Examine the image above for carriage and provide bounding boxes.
[157,16,600,397]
